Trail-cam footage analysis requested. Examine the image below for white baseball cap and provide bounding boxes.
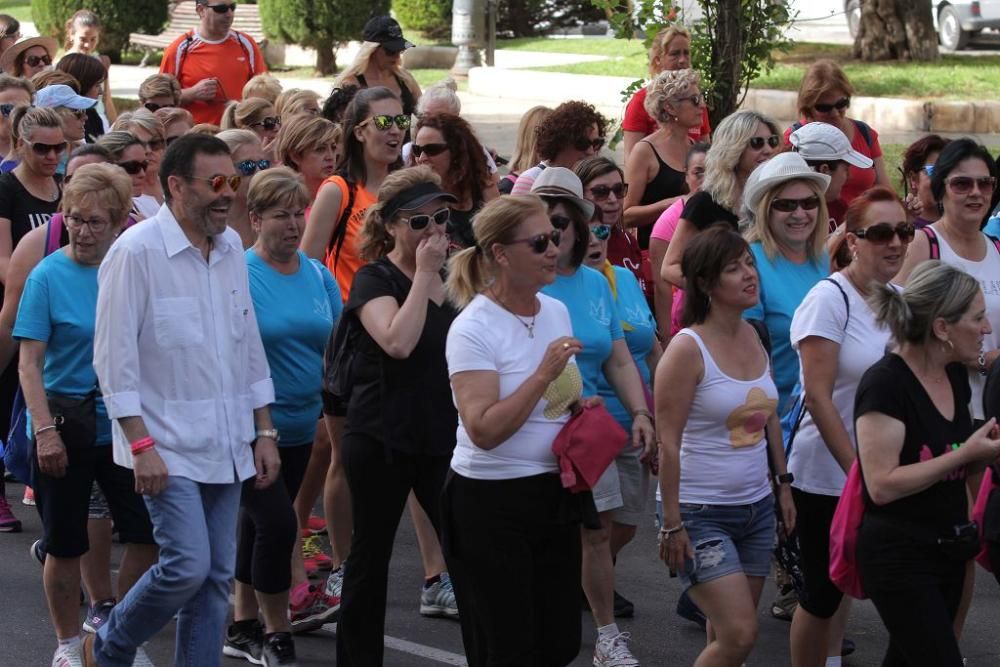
[789,122,873,169]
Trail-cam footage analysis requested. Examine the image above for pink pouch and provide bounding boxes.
[829,460,867,599]
[551,403,628,493]
[973,468,999,572]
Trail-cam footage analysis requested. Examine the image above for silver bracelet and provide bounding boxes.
[34,424,57,436]
[658,522,685,537]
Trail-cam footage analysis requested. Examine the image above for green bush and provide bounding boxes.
[394,0,451,40]
[31,0,167,63]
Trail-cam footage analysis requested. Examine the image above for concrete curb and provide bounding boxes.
[468,65,994,134]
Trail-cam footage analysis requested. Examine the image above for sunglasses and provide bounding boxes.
[363,114,411,131]
[412,142,448,158]
[402,207,450,231]
[236,158,271,176]
[118,159,149,175]
[250,116,280,132]
[589,223,612,240]
[30,141,66,156]
[748,135,780,150]
[24,54,52,68]
[573,137,605,152]
[946,176,997,194]
[587,183,627,201]
[508,229,562,254]
[202,2,237,13]
[770,195,821,212]
[853,222,915,244]
[813,97,850,113]
[549,214,572,231]
[674,93,703,107]
[144,102,170,113]
[923,164,935,177]
[190,174,242,192]
[147,138,166,152]
[61,108,87,121]
[0,103,15,117]
[64,214,111,233]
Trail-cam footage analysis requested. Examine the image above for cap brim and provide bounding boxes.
[65,97,97,110]
[841,149,874,169]
[397,191,458,211]
[381,38,415,53]
[534,189,596,221]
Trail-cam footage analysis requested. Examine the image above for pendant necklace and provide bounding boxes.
[490,288,536,338]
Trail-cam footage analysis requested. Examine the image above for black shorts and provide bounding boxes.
[792,487,843,618]
[32,444,155,558]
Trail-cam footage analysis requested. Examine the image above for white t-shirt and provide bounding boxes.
[446,293,581,480]
[788,272,892,496]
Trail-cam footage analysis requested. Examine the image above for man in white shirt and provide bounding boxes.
[85,134,281,667]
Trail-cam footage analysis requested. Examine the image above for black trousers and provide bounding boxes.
[335,432,450,667]
[442,470,582,667]
[234,443,312,593]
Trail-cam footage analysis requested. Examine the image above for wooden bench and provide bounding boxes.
[129,1,267,66]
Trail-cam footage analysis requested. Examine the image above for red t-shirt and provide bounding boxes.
[622,86,711,142]
[782,119,882,208]
[161,30,267,125]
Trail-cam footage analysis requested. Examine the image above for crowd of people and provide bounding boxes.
[1,5,1000,667]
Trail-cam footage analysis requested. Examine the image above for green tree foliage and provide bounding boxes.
[257,0,390,75]
[394,0,452,40]
[31,0,167,62]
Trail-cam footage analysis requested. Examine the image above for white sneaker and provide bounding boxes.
[593,632,640,667]
[132,645,156,666]
[52,643,84,667]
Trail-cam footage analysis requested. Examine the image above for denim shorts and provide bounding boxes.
[678,494,776,588]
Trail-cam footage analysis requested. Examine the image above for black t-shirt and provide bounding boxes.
[344,257,458,456]
[0,172,60,249]
[681,191,738,231]
[854,353,972,530]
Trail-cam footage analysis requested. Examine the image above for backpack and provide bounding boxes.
[923,225,1000,259]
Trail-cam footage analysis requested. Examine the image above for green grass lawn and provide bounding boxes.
[881,144,906,196]
[0,0,32,23]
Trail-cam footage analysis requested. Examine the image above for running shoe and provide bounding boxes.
[223,620,263,665]
[83,598,116,634]
[593,632,640,667]
[613,590,635,618]
[22,485,35,506]
[770,585,798,622]
[419,572,458,619]
[300,535,332,573]
[305,515,326,535]
[262,632,299,666]
[52,643,83,667]
[30,539,46,565]
[289,583,339,634]
[0,491,21,532]
[324,566,343,602]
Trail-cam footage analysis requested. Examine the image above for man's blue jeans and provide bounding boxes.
[94,476,242,667]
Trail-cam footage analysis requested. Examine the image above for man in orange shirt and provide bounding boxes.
[160,0,267,125]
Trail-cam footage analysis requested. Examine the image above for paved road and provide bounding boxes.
[3,478,1000,666]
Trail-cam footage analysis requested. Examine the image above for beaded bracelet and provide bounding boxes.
[131,436,156,456]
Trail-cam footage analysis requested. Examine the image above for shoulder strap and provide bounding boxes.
[328,176,357,269]
[922,226,940,260]
[791,121,803,133]
[44,215,62,257]
[852,119,873,148]
[986,233,1000,256]
[821,277,850,330]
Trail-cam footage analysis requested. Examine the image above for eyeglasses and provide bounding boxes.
[251,116,280,132]
[0,103,15,117]
[853,222,915,244]
[587,183,628,201]
[549,214,572,231]
[412,142,448,158]
[589,223,611,240]
[507,229,561,254]
[236,158,270,176]
[118,159,149,175]
[401,207,450,231]
[770,195,821,212]
[813,97,850,113]
[202,2,237,13]
[573,137,605,152]
[65,214,111,233]
[674,93,703,107]
[144,102,170,113]
[362,114,411,131]
[748,135,780,150]
[923,164,935,177]
[189,174,242,192]
[946,176,997,194]
[30,141,66,156]
[24,54,52,68]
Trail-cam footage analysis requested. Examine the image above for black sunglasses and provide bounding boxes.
[237,158,270,176]
[118,159,149,175]
[573,137,605,152]
[31,141,66,156]
[770,195,820,212]
[588,183,627,201]
[251,116,280,132]
[401,207,450,231]
[412,142,448,158]
[549,214,572,231]
[144,102,170,113]
[508,230,561,253]
[202,2,237,13]
[748,135,780,150]
[813,97,850,113]
[24,54,52,68]
[853,222,915,244]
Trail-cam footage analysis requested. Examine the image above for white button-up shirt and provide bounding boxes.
[94,204,275,483]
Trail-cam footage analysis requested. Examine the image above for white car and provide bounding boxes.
[846,0,1000,51]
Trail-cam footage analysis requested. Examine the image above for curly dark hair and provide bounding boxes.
[322,84,360,123]
[414,112,490,204]
[535,100,607,162]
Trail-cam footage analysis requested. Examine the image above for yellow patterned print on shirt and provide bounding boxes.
[724,386,777,448]
[543,363,583,420]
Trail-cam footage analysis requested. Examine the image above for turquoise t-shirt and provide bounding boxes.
[744,241,828,416]
[13,250,110,444]
[541,265,624,397]
[246,250,342,446]
[597,266,655,429]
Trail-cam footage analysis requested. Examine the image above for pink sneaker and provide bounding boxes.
[289,581,339,634]
[0,491,21,532]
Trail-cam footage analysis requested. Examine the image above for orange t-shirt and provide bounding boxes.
[319,175,377,303]
[161,30,267,125]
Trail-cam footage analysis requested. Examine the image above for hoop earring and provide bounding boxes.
[941,338,955,353]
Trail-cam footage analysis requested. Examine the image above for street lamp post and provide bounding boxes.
[451,0,486,78]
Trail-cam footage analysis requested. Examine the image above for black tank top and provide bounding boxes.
[637,139,686,249]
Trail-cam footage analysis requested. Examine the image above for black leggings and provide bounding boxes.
[336,432,450,667]
[792,488,843,618]
[234,443,312,594]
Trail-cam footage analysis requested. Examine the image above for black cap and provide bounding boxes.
[362,16,415,53]
[381,181,457,221]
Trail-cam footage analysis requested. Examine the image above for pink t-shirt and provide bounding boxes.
[650,197,688,335]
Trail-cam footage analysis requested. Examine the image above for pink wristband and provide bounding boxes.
[131,436,155,455]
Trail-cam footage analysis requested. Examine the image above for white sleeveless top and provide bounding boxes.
[932,228,1000,419]
[677,328,779,505]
